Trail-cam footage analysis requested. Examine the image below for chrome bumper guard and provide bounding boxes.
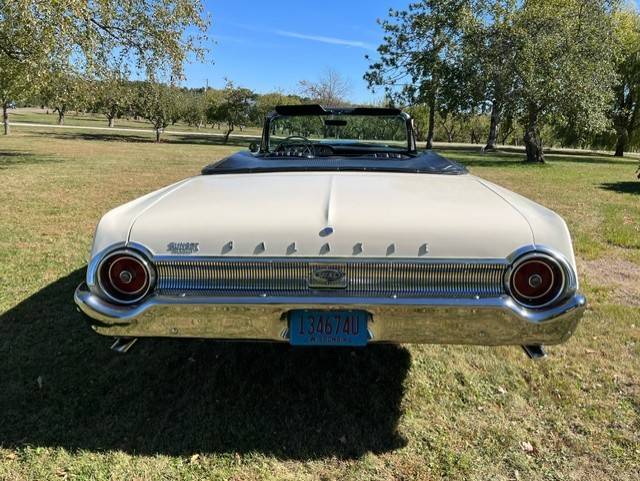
[74,283,586,345]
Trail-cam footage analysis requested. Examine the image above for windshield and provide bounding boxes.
[267,114,409,152]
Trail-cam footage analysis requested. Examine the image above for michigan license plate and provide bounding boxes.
[289,310,369,347]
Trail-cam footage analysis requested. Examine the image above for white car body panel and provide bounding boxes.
[476,179,577,271]
[92,172,552,260]
[90,178,192,257]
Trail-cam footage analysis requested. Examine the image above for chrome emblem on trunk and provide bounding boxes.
[167,242,200,255]
[308,264,348,289]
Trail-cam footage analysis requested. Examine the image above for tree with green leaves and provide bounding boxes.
[0,1,56,134]
[252,92,302,124]
[92,72,134,128]
[365,1,473,149]
[41,71,90,125]
[610,9,640,157]
[181,90,208,128]
[202,89,224,129]
[137,82,183,142]
[368,0,619,161]
[511,0,618,163]
[214,81,256,143]
[462,0,519,150]
[0,0,209,134]
[0,59,33,135]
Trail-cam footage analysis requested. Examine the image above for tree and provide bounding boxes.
[463,0,519,150]
[366,0,618,160]
[406,103,432,141]
[204,88,225,129]
[610,9,640,157]
[252,92,302,124]
[0,59,34,135]
[365,1,472,149]
[299,69,352,105]
[0,0,209,134]
[214,81,256,143]
[510,0,618,163]
[0,2,56,134]
[41,71,89,125]
[137,82,182,142]
[92,72,134,127]
[181,90,208,128]
[438,111,459,142]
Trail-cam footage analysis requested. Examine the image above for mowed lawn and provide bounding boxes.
[7,107,264,137]
[0,126,638,481]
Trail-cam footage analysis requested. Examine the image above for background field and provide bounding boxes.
[8,108,264,138]
[0,125,638,480]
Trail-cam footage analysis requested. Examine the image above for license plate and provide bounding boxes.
[289,310,369,347]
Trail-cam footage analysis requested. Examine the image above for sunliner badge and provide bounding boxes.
[308,264,348,289]
[167,242,200,255]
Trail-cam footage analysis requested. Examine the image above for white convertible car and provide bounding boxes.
[75,105,585,358]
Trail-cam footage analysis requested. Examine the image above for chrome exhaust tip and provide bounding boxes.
[522,344,547,359]
[110,337,138,353]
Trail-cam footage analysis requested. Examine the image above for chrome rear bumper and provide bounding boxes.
[74,283,586,345]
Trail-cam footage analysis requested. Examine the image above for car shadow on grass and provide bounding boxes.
[0,269,409,459]
[600,181,640,195]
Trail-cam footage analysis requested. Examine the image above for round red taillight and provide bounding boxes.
[98,251,154,304]
[508,255,565,308]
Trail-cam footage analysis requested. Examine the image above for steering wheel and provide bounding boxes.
[274,135,315,157]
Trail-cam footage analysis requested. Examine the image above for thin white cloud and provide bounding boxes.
[275,30,375,50]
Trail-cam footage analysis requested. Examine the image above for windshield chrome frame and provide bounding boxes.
[260,107,418,155]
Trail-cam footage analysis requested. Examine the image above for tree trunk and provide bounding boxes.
[500,126,514,145]
[3,103,9,135]
[155,128,161,142]
[485,102,500,150]
[57,109,65,125]
[426,96,435,149]
[523,107,544,163]
[614,133,626,157]
[108,116,115,128]
[224,123,234,143]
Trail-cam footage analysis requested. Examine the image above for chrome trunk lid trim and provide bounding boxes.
[154,258,507,298]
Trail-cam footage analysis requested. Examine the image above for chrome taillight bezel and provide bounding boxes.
[96,248,156,305]
[505,249,575,310]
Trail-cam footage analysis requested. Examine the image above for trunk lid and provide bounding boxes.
[128,172,533,259]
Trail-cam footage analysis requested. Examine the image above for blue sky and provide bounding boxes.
[183,0,407,103]
[186,1,640,102]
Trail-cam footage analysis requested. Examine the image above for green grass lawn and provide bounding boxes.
[0,127,638,480]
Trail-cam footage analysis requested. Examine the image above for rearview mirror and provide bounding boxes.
[249,142,260,153]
